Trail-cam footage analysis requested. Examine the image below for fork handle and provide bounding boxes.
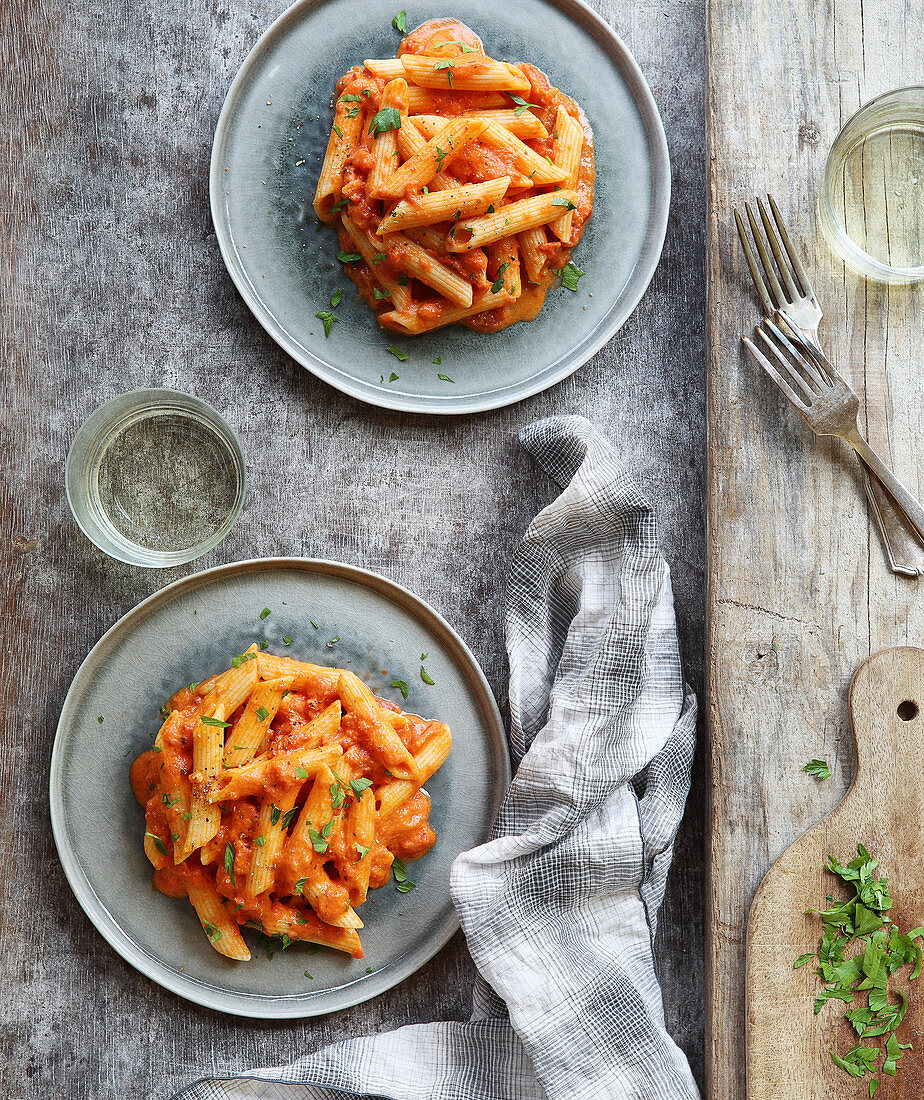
[844,428,924,547]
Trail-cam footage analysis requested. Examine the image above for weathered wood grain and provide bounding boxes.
[0,0,705,1096]
[707,2,924,1097]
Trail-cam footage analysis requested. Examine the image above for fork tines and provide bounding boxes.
[734,194,813,314]
[743,319,830,414]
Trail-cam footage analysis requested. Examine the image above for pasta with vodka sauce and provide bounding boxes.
[130,645,450,961]
[313,17,594,334]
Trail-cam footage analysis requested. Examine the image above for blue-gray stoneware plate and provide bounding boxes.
[50,558,508,1018]
[210,0,670,414]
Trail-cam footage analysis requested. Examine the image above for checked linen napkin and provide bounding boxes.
[175,415,699,1100]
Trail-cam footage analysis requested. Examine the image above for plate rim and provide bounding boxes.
[209,0,671,415]
[49,556,509,1018]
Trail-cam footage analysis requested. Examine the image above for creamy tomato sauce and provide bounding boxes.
[332,19,595,334]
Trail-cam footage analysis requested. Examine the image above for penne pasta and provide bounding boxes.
[399,54,531,92]
[407,87,508,113]
[313,99,365,224]
[363,58,406,79]
[376,117,488,198]
[519,226,548,283]
[377,176,511,235]
[377,723,452,818]
[367,78,410,200]
[395,118,460,191]
[412,109,548,141]
[488,236,522,300]
[379,288,511,334]
[209,743,342,802]
[340,215,413,313]
[223,675,293,768]
[549,105,584,242]
[176,699,229,862]
[383,232,474,307]
[187,882,252,961]
[479,121,570,186]
[338,671,421,781]
[445,190,579,252]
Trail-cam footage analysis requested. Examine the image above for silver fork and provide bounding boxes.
[744,320,924,547]
[735,194,924,575]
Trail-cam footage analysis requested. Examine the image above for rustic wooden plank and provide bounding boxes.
[0,0,705,1094]
[707,1,924,1097]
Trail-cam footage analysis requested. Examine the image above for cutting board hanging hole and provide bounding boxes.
[897,699,918,721]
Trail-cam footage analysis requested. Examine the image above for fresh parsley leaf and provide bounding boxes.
[321,819,335,839]
[372,252,387,265]
[551,195,577,211]
[490,261,510,293]
[507,93,541,117]
[397,879,416,893]
[327,635,340,647]
[231,651,256,668]
[332,124,343,138]
[281,807,299,829]
[270,803,281,825]
[145,832,169,857]
[308,827,329,853]
[316,310,338,337]
[260,607,271,620]
[345,106,360,118]
[331,289,343,307]
[432,355,441,364]
[254,835,266,847]
[433,58,454,88]
[389,371,399,382]
[337,250,362,263]
[391,679,409,699]
[330,781,347,809]
[804,759,832,780]
[391,9,406,32]
[369,107,402,136]
[224,842,236,886]
[340,94,362,102]
[283,636,292,646]
[355,843,371,862]
[256,706,270,722]
[294,767,310,779]
[387,346,408,361]
[294,877,307,895]
[392,856,408,882]
[304,970,314,979]
[552,261,584,291]
[420,665,435,685]
[374,287,391,299]
[310,620,319,629]
[203,921,222,942]
[350,777,373,797]
[201,715,231,728]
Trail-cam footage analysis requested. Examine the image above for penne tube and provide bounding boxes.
[313,100,365,223]
[188,883,251,961]
[384,231,474,307]
[445,190,578,252]
[197,645,259,715]
[338,672,421,781]
[411,109,548,141]
[377,117,488,199]
[176,700,229,861]
[407,87,508,113]
[488,236,522,300]
[255,653,339,695]
[363,58,406,79]
[404,225,447,252]
[262,905,364,959]
[223,676,293,768]
[340,215,413,313]
[479,121,570,185]
[377,723,451,818]
[257,698,342,757]
[395,118,459,191]
[343,786,376,906]
[379,289,511,333]
[377,176,510,235]
[367,78,409,200]
[399,55,530,92]
[519,226,548,283]
[209,743,342,802]
[549,105,583,241]
[245,789,298,899]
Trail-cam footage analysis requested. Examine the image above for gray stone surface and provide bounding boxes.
[1,0,705,1094]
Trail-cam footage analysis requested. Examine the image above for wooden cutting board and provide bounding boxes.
[747,647,924,1098]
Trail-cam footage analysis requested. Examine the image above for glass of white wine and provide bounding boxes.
[819,86,924,283]
[66,390,247,567]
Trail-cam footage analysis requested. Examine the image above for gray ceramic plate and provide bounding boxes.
[210,0,670,414]
[50,558,508,1017]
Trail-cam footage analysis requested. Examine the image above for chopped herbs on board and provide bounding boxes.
[800,844,923,1095]
[804,758,832,779]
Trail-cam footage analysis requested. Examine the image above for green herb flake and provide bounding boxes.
[145,832,169,858]
[283,636,292,646]
[281,807,299,829]
[490,261,510,294]
[294,767,310,779]
[391,9,407,32]
[389,371,399,382]
[260,607,271,620]
[340,94,362,102]
[437,373,455,383]
[372,252,387,265]
[232,651,257,668]
[337,250,362,263]
[295,877,308,895]
[308,827,329,854]
[316,310,338,337]
[369,107,402,136]
[388,345,409,361]
[224,842,236,886]
[255,705,270,722]
[391,678,409,699]
[330,781,347,809]
[804,759,832,780]
[304,970,314,979]
[420,665,435,685]
[333,124,343,139]
[432,58,454,88]
[203,921,223,942]
[551,195,577,211]
[350,777,373,797]
[270,803,281,825]
[355,843,371,862]
[374,287,391,299]
[201,715,231,728]
[508,93,541,117]
[553,261,584,291]
[331,289,343,308]
[327,635,340,647]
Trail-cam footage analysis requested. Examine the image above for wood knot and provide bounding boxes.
[798,122,821,147]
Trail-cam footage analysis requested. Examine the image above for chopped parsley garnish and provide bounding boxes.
[203,921,222,942]
[327,635,340,647]
[373,287,391,300]
[97,715,104,723]
[308,819,335,853]
[432,58,454,87]
[340,94,362,102]
[145,832,169,858]
[392,855,416,893]
[420,664,435,685]
[369,107,402,136]
[434,39,476,53]
[330,198,349,214]
[345,106,360,118]
[332,124,343,139]
[186,681,201,692]
[336,250,361,263]
[162,793,181,808]
[256,706,270,722]
[270,803,281,824]
[486,204,495,214]
[260,607,271,620]
[507,93,541,117]
[391,9,406,32]
[804,758,832,779]
[304,970,313,979]
[387,346,408,361]
[388,372,399,382]
[201,715,231,728]
[372,252,387,265]
[294,877,307,895]
[310,620,319,629]
[232,650,256,668]
[397,274,409,285]
[281,807,299,829]
[490,261,510,293]
[432,355,441,364]
[331,289,343,307]
[434,145,448,171]
[294,767,310,779]
[259,641,268,651]
[551,195,577,211]
[355,844,371,862]
[552,261,584,291]
[801,844,924,1094]
[330,781,347,809]
[283,636,292,646]
[224,842,236,886]
[254,835,266,847]
[437,374,454,383]
[350,777,373,797]
[316,310,338,337]
[391,679,409,699]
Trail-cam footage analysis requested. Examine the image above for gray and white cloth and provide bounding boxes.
[174,415,700,1100]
